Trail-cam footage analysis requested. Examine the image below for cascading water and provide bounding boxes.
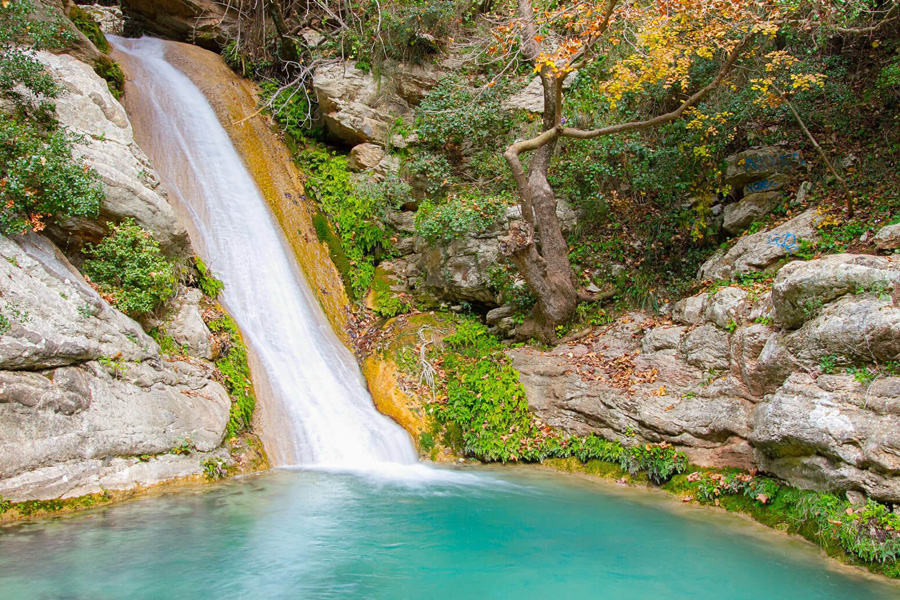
[111,36,416,467]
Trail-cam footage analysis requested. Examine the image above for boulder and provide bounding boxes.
[874,223,900,251]
[0,235,154,371]
[313,62,410,146]
[37,51,191,257]
[502,73,575,113]
[81,4,125,35]
[699,208,822,281]
[0,234,231,501]
[771,254,899,329]
[724,147,804,189]
[348,143,387,172]
[680,324,731,371]
[672,293,706,325]
[722,191,783,234]
[751,373,900,502]
[704,287,750,329]
[166,288,213,359]
[121,0,240,51]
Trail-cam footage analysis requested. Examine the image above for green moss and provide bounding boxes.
[68,6,110,53]
[371,266,410,318]
[93,55,124,99]
[2,490,112,520]
[206,310,256,437]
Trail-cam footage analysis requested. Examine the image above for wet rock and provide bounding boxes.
[121,0,240,51]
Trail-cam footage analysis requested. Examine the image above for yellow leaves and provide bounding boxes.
[0,1,9,8]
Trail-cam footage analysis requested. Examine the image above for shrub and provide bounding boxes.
[415,193,509,243]
[82,220,176,315]
[416,79,512,152]
[194,256,224,298]
[0,116,103,235]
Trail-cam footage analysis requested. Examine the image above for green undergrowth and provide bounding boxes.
[0,491,113,521]
[663,469,900,578]
[296,145,403,300]
[422,318,687,483]
[68,5,109,53]
[204,309,256,437]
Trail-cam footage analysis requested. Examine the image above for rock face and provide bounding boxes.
[699,208,822,280]
[0,235,230,502]
[874,222,900,251]
[510,254,900,501]
[81,3,125,35]
[393,201,577,307]
[38,51,190,257]
[121,0,240,51]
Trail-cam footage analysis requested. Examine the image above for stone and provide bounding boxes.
[348,143,387,172]
[724,147,804,188]
[121,0,240,51]
[771,254,899,329]
[704,287,751,329]
[502,73,575,113]
[680,325,731,371]
[874,223,900,250]
[81,4,124,35]
[37,51,191,257]
[0,234,154,370]
[846,490,866,505]
[741,174,791,195]
[671,294,706,325]
[166,288,213,359]
[699,208,823,281]
[392,62,443,106]
[313,62,410,146]
[641,326,686,353]
[300,28,326,48]
[722,191,784,234]
[751,373,900,502]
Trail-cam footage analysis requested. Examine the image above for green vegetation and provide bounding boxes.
[93,54,124,99]
[205,310,256,437]
[202,458,229,481]
[423,318,687,482]
[415,193,509,243]
[194,256,225,298]
[82,220,176,315]
[664,469,900,578]
[0,1,104,235]
[297,146,401,298]
[68,5,109,53]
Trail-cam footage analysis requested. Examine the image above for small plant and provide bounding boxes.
[415,193,509,244]
[202,458,228,481]
[753,316,774,326]
[77,303,95,319]
[194,257,224,298]
[847,365,877,386]
[0,495,10,514]
[170,439,197,455]
[206,311,256,437]
[97,355,127,378]
[373,289,410,318]
[82,220,176,315]
[819,354,839,374]
[620,442,688,484]
[725,319,739,333]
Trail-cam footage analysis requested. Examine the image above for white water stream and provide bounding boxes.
[111,36,416,467]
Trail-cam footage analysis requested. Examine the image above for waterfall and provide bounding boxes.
[111,36,417,467]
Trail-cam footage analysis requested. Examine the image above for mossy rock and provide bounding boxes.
[69,6,110,54]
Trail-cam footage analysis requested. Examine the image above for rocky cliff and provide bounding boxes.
[0,12,242,504]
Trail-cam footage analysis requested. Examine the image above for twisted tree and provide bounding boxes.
[492,0,788,341]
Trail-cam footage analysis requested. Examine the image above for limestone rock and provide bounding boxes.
[121,0,240,51]
[392,62,443,105]
[81,4,124,35]
[37,51,190,257]
[502,73,575,113]
[874,223,900,251]
[348,143,387,172]
[724,147,804,188]
[672,294,706,325]
[166,288,213,359]
[751,373,900,502]
[771,254,899,329]
[704,287,750,329]
[722,191,783,234]
[699,208,822,281]
[0,234,154,370]
[313,62,410,146]
[680,324,731,371]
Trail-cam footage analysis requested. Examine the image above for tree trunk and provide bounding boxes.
[501,73,578,342]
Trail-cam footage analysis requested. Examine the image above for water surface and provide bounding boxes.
[0,468,894,599]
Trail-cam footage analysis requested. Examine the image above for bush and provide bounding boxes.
[194,256,224,298]
[82,220,176,315]
[415,193,509,243]
[416,79,512,152]
[0,116,103,235]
